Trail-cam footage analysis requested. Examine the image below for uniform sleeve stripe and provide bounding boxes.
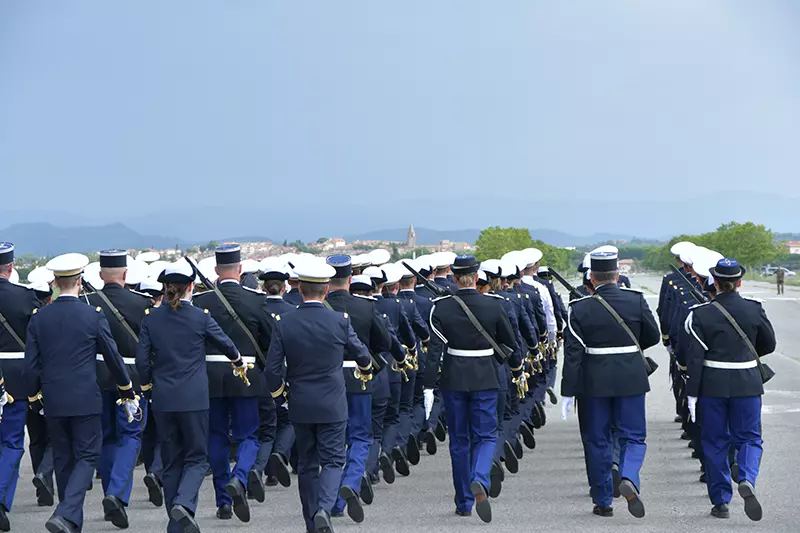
[684,311,708,351]
[566,306,586,348]
[428,304,448,344]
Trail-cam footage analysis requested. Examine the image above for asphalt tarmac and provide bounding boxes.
[7,275,799,533]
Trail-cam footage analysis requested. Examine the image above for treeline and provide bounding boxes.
[474,227,574,271]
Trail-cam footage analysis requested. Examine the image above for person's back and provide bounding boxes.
[28,297,113,417]
[138,303,213,412]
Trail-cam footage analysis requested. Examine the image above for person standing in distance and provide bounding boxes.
[425,255,519,523]
[684,258,776,520]
[136,259,247,533]
[561,250,659,518]
[24,254,136,533]
[265,260,372,533]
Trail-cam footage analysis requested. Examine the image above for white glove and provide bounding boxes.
[122,398,140,424]
[0,392,8,408]
[561,396,575,420]
[423,389,435,420]
[687,396,698,423]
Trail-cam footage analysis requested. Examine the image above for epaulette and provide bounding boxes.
[431,295,452,303]
[353,294,377,302]
[620,287,643,294]
[243,286,265,295]
[485,293,504,300]
[95,306,102,312]
[568,295,591,305]
[204,309,209,314]
[743,296,766,304]
[144,308,150,315]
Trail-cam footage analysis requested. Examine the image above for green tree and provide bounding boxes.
[475,227,533,261]
[317,237,330,244]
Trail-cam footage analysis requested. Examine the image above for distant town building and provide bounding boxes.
[786,241,800,255]
[331,238,346,248]
[407,224,416,248]
[618,258,634,274]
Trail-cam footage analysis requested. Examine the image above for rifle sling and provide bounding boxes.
[592,295,652,373]
[710,301,770,380]
[92,289,139,344]
[450,295,510,363]
[0,310,26,350]
[210,285,266,368]
[323,300,384,371]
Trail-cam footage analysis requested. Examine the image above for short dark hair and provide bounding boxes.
[264,280,283,296]
[329,278,349,290]
[592,271,618,284]
[350,288,371,296]
[299,282,326,300]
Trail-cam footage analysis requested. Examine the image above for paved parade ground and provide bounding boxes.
[8,276,800,533]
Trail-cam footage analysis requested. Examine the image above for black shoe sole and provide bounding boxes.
[618,479,645,518]
[503,441,519,474]
[314,513,333,533]
[391,448,411,477]
[470,481,492,523]
[33,476,55,507]
[379,454,396,484]
[513,439,524,460]
[738,482,762,522]
[520,424,535,449]
[0,510,9,532]
[225,481,251,522]
[407,436,421,465]
[435,421,447,442]
[360,475,374,505]
[247,470,265,503]
[339,485,365,523]
[593,507,614,517]
[269,454,292,488]
[170,506,200,533]
[425,431,437,455]
[102,496,129,529]
[711,508,730,519]
[45,518,72,533]
[143,474,163,507]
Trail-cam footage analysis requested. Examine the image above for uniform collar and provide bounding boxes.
[594,283,617,293]
[302,300,324,306]
[266,295,284,300]
[219,279,239,285]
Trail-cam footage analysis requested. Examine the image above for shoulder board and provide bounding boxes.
[568,295,592,306]
[32,308,38,315]
[431,295,452,303]
[689,302,711,310]
[485,293,504,300]
[343,312,349,319]
[144,308,150,315]
[743,296,766,304]
[353,294,377,302]
[204,308,209,314]
[620,287,643,294]
[243,286,265,295]
[95,306,102,312]
[129,289,153,299]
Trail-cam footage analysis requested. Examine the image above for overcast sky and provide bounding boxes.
[1,1,799,221]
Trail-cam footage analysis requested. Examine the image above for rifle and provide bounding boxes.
[548,268,584,300]
[401,261,452,297]
[669,265,707,304]
[81,277,139,343]
[185,257,267,369]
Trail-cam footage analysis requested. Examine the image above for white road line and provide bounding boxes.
[762,404,800,415]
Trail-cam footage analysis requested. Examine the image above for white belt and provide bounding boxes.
[96,354,136,365]
[447,348,494,358]
[0,352,25,360]
[585,345,639,355]
[343,361,358,368]
[206,355,256,364]
[703,360,757,370]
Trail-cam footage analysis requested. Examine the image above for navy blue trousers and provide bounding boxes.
[253,395,278,476]
[141,402,163,480]
[155,410,209,533]
[699,396,763,505]
[396,369,416,449]
[492,390,508,463]
[382,379,402,456]
[294,421,347,532]
[99,391,146,504]
[0,401,27,511]
[366,398,388,479]
[208,397,259,506]
[333,394,371,513]
[442,389,497,513]
[48,414,102,530]
[584,394,647,507]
